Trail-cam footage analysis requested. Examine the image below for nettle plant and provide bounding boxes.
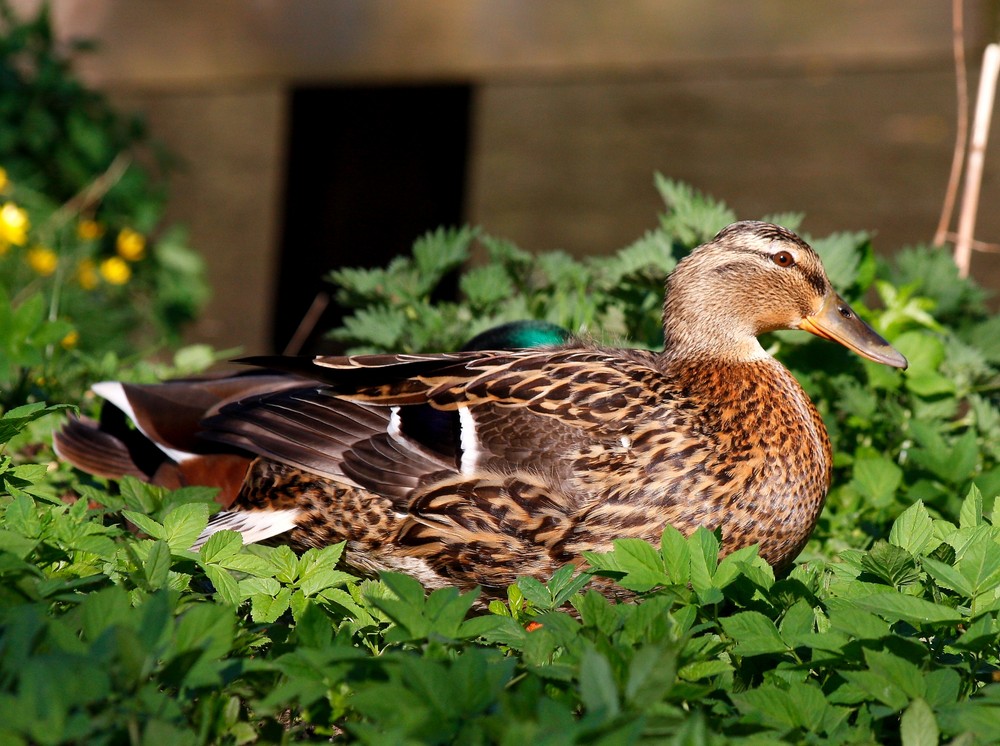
[0,1,208,408]
[1,405,1000,742]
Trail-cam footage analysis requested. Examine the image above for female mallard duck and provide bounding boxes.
[56,221,905,595]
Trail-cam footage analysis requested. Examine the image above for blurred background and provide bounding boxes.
[31,0,1000,355]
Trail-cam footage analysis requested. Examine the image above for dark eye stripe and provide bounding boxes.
[802,268,828,294]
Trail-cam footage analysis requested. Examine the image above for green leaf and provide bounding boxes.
[251,588,292,623]
[578,650,619,718]
[516,575,555,608]
[811,231,867,291]
[119,477,168,513]
[851,456,903,507]
[889,502,937,556]
[198,530,243,564]
[921,557,974,598]
[944,525,994,562]
[411,226,473,287]
[80,586,133,641]
[936,700,1000,742]
[173,603,235,661]
[959,484,984,529]
[861,539,920,587]
[161,502,209,552]
[689,527,723,604]
[219,551,275,577]
[379,571,426,606]
[889,244,985,317]
[952,613,998,652]
[205,564,241,606]
[894,331,954,398]
[909,426,979,485]
[460,265,515,308]
[851,592,963,625]
[623,644,677,708]
[600,230,676,285]
[659,523,690,585]
[549,564,587,600]
[143,540,171,589]
[779,599,816,641]
[761,211,805,232]
[294,603,334,649]
[655,175,736,245]
[0,528,39,559]
[715,544,768,589]
[333,306,409,350]
[458,614,511,640]
[721,611,788,657]
[0,402,73,445]
[267,545,299,583]
[607,538,668,592]
[863,649,926,700]
[735,682,845,733]
[677,659,733,682]
[840,671,909,712]
[923,668,961,709]
[123,511,166,540]
[239,576,280,597]
[956,540,1000,598]
[4,493,40,538]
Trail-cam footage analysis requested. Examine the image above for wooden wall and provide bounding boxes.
[33,0,999,353]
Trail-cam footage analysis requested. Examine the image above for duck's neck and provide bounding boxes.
[661,311,771,367]
[661,330,770,368]
[660,275,772,367]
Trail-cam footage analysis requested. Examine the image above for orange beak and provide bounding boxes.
[798,293,908,369]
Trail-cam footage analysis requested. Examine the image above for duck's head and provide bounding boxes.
[662,221,907,368]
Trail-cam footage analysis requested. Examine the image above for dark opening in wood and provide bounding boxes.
[275,84,471,353]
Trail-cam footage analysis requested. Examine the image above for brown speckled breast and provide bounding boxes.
[565,358,832,569]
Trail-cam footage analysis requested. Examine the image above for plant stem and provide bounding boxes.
[954,44,1000,278]
[45,152,131,236]
[933,0,969,248]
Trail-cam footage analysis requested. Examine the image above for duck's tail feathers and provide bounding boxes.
[53,414,151,481]
[191,507,300,550]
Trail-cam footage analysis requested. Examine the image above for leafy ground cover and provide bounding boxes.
[1,179,999,743]
[6,3,999,741]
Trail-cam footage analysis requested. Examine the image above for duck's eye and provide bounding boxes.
[772,251,795,267]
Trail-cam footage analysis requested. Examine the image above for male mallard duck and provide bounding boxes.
[56,222,905,596]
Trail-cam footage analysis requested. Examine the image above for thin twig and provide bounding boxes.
[45,152,132,235]
[283,292,331,355]
[954,43,1000,278]
[942,232,1000,252]
[933,0,969,247]
[44,152,132,325]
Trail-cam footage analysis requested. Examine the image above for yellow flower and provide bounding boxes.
[99,256,131,285]
[77,219,105,241]
[27,246,58,276]
[76,258,99,290]
[0,201,29,246]
[116,227,146,261]
[61,330,79,349]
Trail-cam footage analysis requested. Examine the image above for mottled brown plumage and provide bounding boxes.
[55,221,906,597]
